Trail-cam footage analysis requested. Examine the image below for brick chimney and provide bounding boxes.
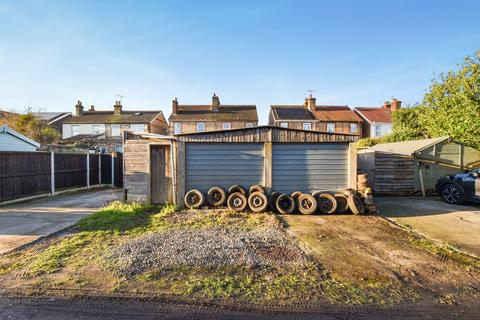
[212,93,220,111]
[114,101,122,115]
[172,97,178,114]
[89,105,95,112]
[306,94,316,112]
[75,100,84,115]
[390,98,401,112]
[383,101,391,109]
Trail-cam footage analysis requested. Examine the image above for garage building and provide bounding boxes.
[123,126,358,207]
[358,137,480,195]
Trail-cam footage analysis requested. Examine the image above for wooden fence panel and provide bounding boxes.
[55,153,87,190]
[0,152,51,202]
[114,152,123,187]
[101,154,112,184]
[89,154,100,186]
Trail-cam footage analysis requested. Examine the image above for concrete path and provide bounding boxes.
[0,189,122,254]
[376,196,480,257]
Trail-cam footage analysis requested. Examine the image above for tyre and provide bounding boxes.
[184,189,204,209]
[441,183,465,204]
[291,191,303,199]
[249,184,265,195]
[276,194,295,214]
[207,186,226,207]
[228,184,246,195]
[334,194,349,213]
[312,191,322,198]
[298,194,317,215]
[227,192,248,212]
[316,193,337,214]
[248,191,269,213]
[347,194,365,215]
[269,192,282,212]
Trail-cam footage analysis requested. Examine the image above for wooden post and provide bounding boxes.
[348,143,357,189]
[111,152,115,187]
[175,141,186,208]
[86,152,90,189]
[98,153,102,185]
[50,151,55,196]
[418,165,426,198]
[263,142,272,194]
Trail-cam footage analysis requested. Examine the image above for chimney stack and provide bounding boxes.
[114,101,122,115]
[75,100,84,116]
[89,105,95,112]
[383,101,391,109]
[172,97,178,114]
[212,93,220,111]
[306,94,316,112]
[390,98,401,112]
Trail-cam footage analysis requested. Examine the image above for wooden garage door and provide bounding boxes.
[186,143,264,193]
[272,143,349,194]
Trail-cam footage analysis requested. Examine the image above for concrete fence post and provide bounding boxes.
[50,151,55,196]
[86,152,90,189]
[111,152,115,187]
[98,153,102,185]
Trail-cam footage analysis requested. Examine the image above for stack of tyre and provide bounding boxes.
[184,185,365,215]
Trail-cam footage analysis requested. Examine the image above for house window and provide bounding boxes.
[130,124,145,132]
[196,122,205,132]
[350,123,357,133]
[303,122,312,131]
[173,122,182,134]
[222,122,231,130]
[245,122,254,128]
[374,125,382,137]
[111,124,120,136]
[327,122,335,133]
[72,125,79,136]
[280,122,288,128]
[92,125,101,135]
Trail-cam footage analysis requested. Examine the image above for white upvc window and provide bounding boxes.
[327,122,335,133]
[245,122,254,128]
[92,125,101,135]
[350,123,357,133]
[130,124,146,132]
[279,122,288,128]
[173,122,182,134]
[196,122,205,132]
[72,125,80,136]
[222,122,231,130]
[303,122,312,131]
[374,124,382,137]
[111,124,120,136]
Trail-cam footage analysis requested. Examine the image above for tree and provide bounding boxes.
[0,109,61,144]
[421,50,480,149]
[382,104,429,143]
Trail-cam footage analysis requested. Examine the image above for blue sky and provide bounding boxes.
[0,0,479,123]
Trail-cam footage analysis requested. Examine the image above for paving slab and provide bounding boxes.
[376,196,480,257]
[0,189,121,254]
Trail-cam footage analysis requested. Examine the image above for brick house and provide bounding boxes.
[168,94,258,134]
[268,95,363,135]
[354,99,401,138]
[61,100,168,152]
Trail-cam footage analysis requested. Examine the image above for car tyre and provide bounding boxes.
[347,194,365,215]
[248,191,269,213]
[228,184,246,195]
[298,194,318,215]
[441,183,465,204]
[184,189,204,209]
[276,194,295,214]
[227,192,248,212]
[334,194,349,213]
[249,185,265,195]
[207,186,226,207]
[316,193,337,214]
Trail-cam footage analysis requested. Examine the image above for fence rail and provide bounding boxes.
[0,151,123,203]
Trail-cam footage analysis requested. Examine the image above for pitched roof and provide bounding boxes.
[369,137,449,156]
[270,106,316,121]
[355,106,392,123]
[169,105,258,122]
[0,125,41,147]
[315,105,362,122]
[64,110,164,124]
[32,112,71,122]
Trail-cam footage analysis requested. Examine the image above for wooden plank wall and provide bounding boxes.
[374,152,415,195]
[124,140,151,202]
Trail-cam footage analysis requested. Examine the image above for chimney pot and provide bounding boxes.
[75,100,84,116]
[212,93,220,111]
[172,97,178,114]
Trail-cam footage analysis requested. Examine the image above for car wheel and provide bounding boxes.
[276,194,295,214]
[184,189,204,209]
[207,186,226,207]
[298,194,317,215]
[347,194,365,215]
[248,191,269,213]
[334,194,349,213]
[227,192,248,212]
[441,184,465,204]
[316,193,337,214]
[268,192,282,212]
[249,184,265,195]
[228,184,246,195]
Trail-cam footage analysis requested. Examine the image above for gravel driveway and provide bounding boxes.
[0,189,121,254]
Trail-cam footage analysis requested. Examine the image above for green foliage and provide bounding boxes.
[421,50,480,149]
[356,137,383,148]
[385,105,429,142]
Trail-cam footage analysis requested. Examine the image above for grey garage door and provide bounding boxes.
[272,143,349,194]
[186,143,264,193]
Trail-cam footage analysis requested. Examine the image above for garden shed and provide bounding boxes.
[358,137,480,195]
[123,126,358,207]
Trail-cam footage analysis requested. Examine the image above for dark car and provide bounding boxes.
[436,169,480,204]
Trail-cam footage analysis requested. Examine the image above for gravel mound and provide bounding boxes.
[106,227,308,277]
